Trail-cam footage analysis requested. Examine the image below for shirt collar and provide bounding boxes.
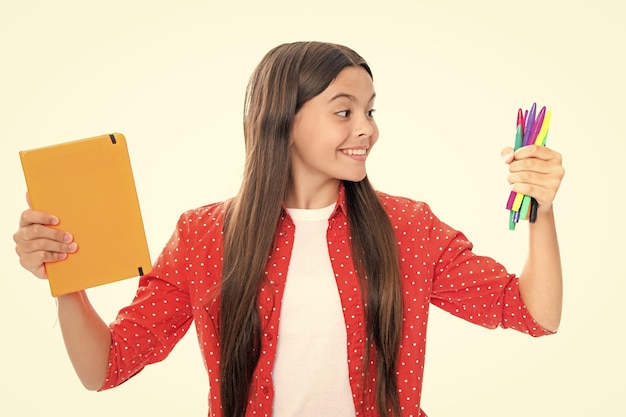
[333,182,348,217]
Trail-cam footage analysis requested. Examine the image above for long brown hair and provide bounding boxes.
[219,41,403,417]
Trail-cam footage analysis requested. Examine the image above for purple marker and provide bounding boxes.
[522,102,537,146]
[528,106,546,145]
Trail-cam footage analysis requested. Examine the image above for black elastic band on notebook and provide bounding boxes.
[138,267,144,276]
[109,134,117,144]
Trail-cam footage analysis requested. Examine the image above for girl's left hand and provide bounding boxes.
[501,145,565,213]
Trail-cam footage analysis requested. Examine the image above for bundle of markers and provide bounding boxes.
[506,102,552,230]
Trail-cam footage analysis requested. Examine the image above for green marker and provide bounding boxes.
[514,124,523,150]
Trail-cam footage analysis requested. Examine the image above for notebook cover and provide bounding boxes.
[19,133,152,296]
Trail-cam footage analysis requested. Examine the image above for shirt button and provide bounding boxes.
[266,334,273,341]
[261,385,269,395]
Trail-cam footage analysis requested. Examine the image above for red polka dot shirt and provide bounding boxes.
[100,186,552,416]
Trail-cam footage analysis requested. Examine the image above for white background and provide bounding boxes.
[1,1,624,415]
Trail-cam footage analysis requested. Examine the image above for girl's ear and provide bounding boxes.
[288,114,300,147]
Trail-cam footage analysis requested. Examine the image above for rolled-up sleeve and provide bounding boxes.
[100,211,196,390]
[428,209,553,337]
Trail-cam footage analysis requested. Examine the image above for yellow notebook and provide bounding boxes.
[19,133,152,296]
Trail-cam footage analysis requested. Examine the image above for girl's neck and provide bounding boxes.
[285,179,340,209]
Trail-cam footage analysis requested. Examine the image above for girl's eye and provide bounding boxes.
[336,109,376,118]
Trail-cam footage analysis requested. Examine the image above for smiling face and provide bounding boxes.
[288,66,378,205]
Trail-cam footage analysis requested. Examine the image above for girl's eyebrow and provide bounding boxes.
[328,92,376,104]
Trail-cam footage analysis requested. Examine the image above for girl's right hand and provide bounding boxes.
[13,209,77,279]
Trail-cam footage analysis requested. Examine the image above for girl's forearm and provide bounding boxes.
[57,291,112,390]
[519,206,563,333]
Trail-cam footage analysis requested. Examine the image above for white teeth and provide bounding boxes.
[344,149,366,156]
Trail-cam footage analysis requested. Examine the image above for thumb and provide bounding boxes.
[500,146,515,164]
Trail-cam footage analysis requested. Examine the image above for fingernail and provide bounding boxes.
[63,233,73,243]
[51,217,60,226]
[68,242,78,252]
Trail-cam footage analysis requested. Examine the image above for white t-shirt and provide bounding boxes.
[272,204,356,416]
